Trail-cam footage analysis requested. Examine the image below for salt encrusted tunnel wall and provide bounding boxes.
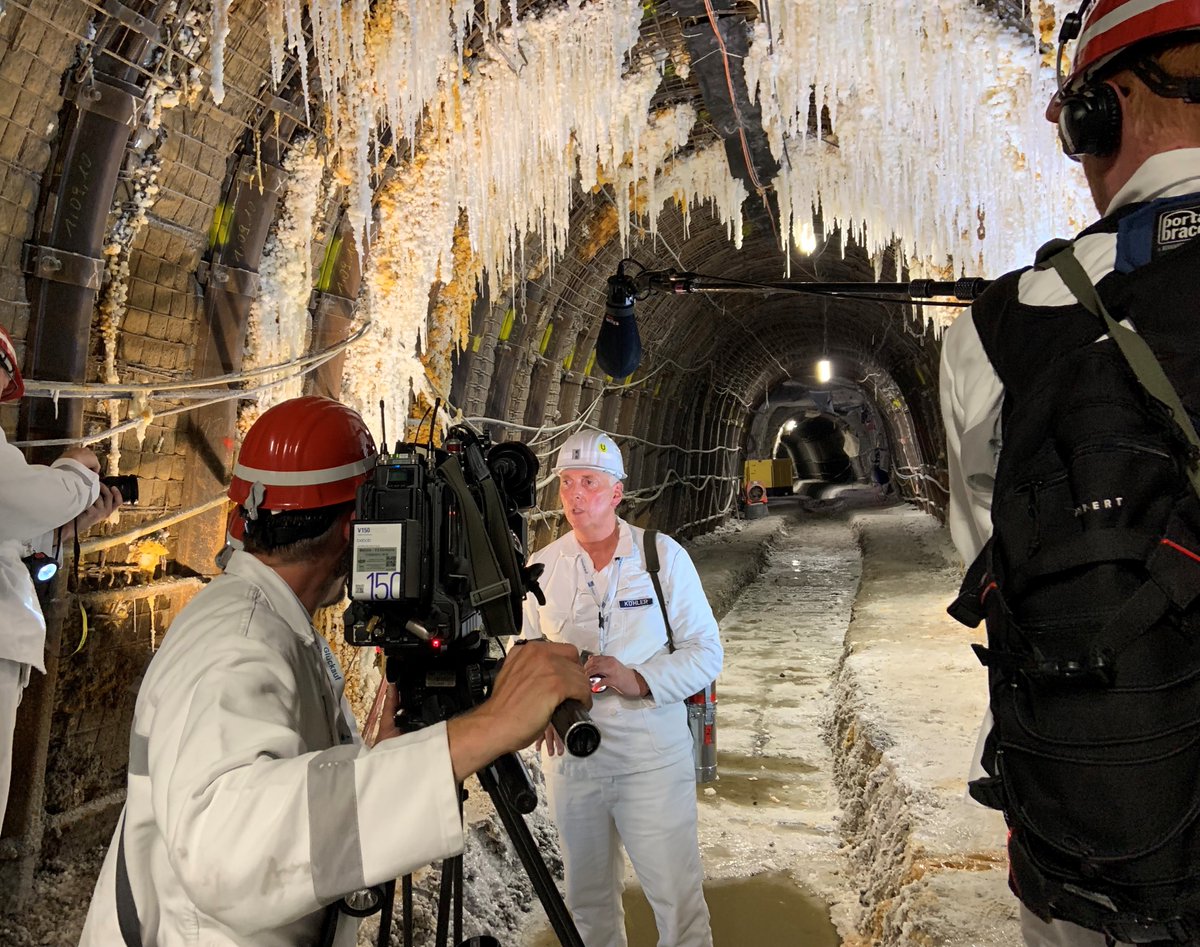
[0,0,947,907]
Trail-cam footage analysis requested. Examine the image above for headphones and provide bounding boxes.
[1055,0,1200,159]
[1055,1,1123,160]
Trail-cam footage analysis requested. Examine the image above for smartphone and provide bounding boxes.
[100,474,139,505]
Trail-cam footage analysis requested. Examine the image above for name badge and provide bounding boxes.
[619,597,652,609]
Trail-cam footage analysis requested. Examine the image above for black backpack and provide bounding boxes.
[950,203,1200,944]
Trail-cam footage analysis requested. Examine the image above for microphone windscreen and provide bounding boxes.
[596,305,641,378]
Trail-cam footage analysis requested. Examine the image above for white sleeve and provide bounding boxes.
[939,313,1003,566]
[632,539,723,706]
[151,630,464,936]
[0,435,99,542]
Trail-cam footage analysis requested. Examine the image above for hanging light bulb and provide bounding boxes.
[783,419,797,433]
[795,223,817,255]
[816,359,832,384]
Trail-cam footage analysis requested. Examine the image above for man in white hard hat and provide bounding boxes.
[0,324,123,834]
[522,429,723,947]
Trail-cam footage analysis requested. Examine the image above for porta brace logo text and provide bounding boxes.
[1159,208,1200,244]
[1073,496,1123,517]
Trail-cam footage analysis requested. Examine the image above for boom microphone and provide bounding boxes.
[596,263,642,378]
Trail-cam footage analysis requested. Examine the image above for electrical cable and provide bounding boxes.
[700,0,777,243]
[10,323,373,448]
[21,322,372,399]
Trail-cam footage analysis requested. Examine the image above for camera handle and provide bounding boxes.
[550,699,600,757]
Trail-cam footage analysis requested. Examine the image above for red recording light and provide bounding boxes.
[431,638,443,650]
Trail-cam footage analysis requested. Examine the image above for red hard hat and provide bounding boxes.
[1056,0,1200,100]
[229,397,376,516]
[225,504,246,546]
[0,325,25,402]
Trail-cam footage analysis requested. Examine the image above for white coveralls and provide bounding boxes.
[0,426,99,832]
[939,148,1200,947]
[523,517,723,947]
[79,550,464,947]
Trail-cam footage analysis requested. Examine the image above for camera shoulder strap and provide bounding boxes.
[439,456,518,637]
[114,811,142,947]
[1045,244,1200,499]
[641,529,675,653]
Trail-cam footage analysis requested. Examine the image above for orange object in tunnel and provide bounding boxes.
[744,480,768,505]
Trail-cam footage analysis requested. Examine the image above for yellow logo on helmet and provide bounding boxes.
[599,443,608,453]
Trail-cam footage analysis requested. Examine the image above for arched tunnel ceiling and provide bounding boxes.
[0,0,1092,533]
[524,195,934,427]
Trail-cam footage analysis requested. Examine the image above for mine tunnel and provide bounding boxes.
[0,1,1167,945]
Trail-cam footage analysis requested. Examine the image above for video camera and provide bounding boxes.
[344,424,539,653]
[335,421,597,947]
[343,423,596,755]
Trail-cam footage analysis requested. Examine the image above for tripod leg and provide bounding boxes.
[402,875,413,947]
[478,763,586,947]
[454,855,464,945]
[377,880,396,947]
[436,856,456,947]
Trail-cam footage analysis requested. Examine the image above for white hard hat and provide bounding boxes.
[552,430,626,481]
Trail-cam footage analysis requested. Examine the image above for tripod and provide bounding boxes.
[330,628,596,947]
[365,750,584,947]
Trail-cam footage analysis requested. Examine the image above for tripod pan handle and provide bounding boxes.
[552,699,600,757]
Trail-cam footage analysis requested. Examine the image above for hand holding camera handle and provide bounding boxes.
[551,699,600,758]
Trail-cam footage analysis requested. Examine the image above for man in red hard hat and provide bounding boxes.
[0,325,123,835]
[940,2,1200,945]
[81,396,591,946]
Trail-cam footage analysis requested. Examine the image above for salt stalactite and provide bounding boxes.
[247,0,757,428]
[444,1,649,291]
[240,137,326,435]
[264,0,507,249]
[341,127,459,446]
[209,0,231,105]
[746,0,1092,294]
[613,103,699,243]
[266,0,310,122]
[653,142,748,248]
[341,1,664,432]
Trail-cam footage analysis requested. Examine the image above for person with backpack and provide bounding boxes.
[523,429,723,947]
[939,2,1200,945]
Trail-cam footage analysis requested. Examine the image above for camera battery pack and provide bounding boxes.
[351,522,407,601]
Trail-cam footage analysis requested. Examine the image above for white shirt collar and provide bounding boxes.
[223,549,317,642]
[1105,147,1200,215]
[564,517,634,563]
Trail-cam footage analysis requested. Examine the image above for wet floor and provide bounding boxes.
[529,872,839,947]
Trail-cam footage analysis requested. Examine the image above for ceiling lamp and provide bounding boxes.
[816,359,832,384]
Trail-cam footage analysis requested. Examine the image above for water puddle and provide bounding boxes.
[530,872,838,946]
[702,752,819,808]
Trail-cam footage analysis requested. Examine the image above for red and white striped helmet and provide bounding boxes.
[1061,0,1200,94]
[228,396,376,518]
[0,325,25,402]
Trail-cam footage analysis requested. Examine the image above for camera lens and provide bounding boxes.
[486,442,539,509]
